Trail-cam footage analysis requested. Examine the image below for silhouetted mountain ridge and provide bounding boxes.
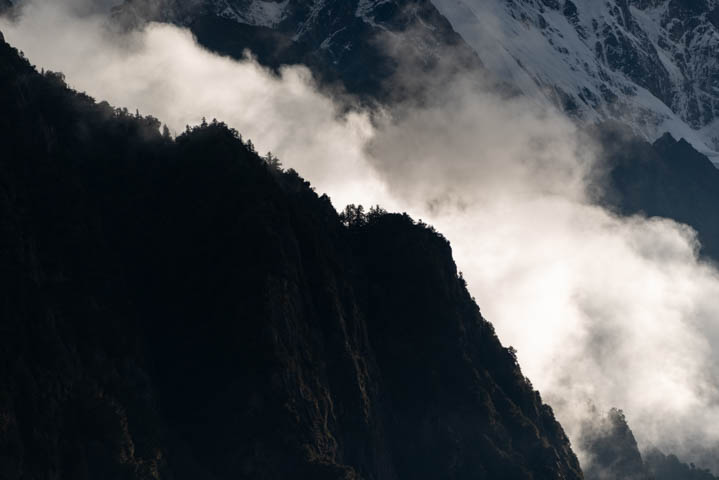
[0,32,582,480]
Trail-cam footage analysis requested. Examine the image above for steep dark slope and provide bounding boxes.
[0,34,581,479]
[344,211,581,479]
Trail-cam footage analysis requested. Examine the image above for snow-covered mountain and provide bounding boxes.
[116,0,719,162]
[430,0,719,161]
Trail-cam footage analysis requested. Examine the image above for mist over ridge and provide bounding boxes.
[4,0,719,473]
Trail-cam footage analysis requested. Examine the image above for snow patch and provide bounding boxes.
[214,0,290,28]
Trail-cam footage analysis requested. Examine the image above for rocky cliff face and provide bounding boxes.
[0,33,582,480]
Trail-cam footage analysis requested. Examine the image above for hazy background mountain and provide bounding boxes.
[580,408,719,480]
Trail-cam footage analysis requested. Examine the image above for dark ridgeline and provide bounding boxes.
[0,34,582,479]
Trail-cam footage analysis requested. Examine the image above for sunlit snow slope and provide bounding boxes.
[431,0,719,162]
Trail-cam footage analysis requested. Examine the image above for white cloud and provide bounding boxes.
[1,1,390,210]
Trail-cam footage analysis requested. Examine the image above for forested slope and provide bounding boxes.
[0,33,581,480]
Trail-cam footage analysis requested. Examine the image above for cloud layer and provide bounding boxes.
[368,71,719,465]
[4,0,719,470]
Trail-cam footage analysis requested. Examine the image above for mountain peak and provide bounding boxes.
[653,131,678,149]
